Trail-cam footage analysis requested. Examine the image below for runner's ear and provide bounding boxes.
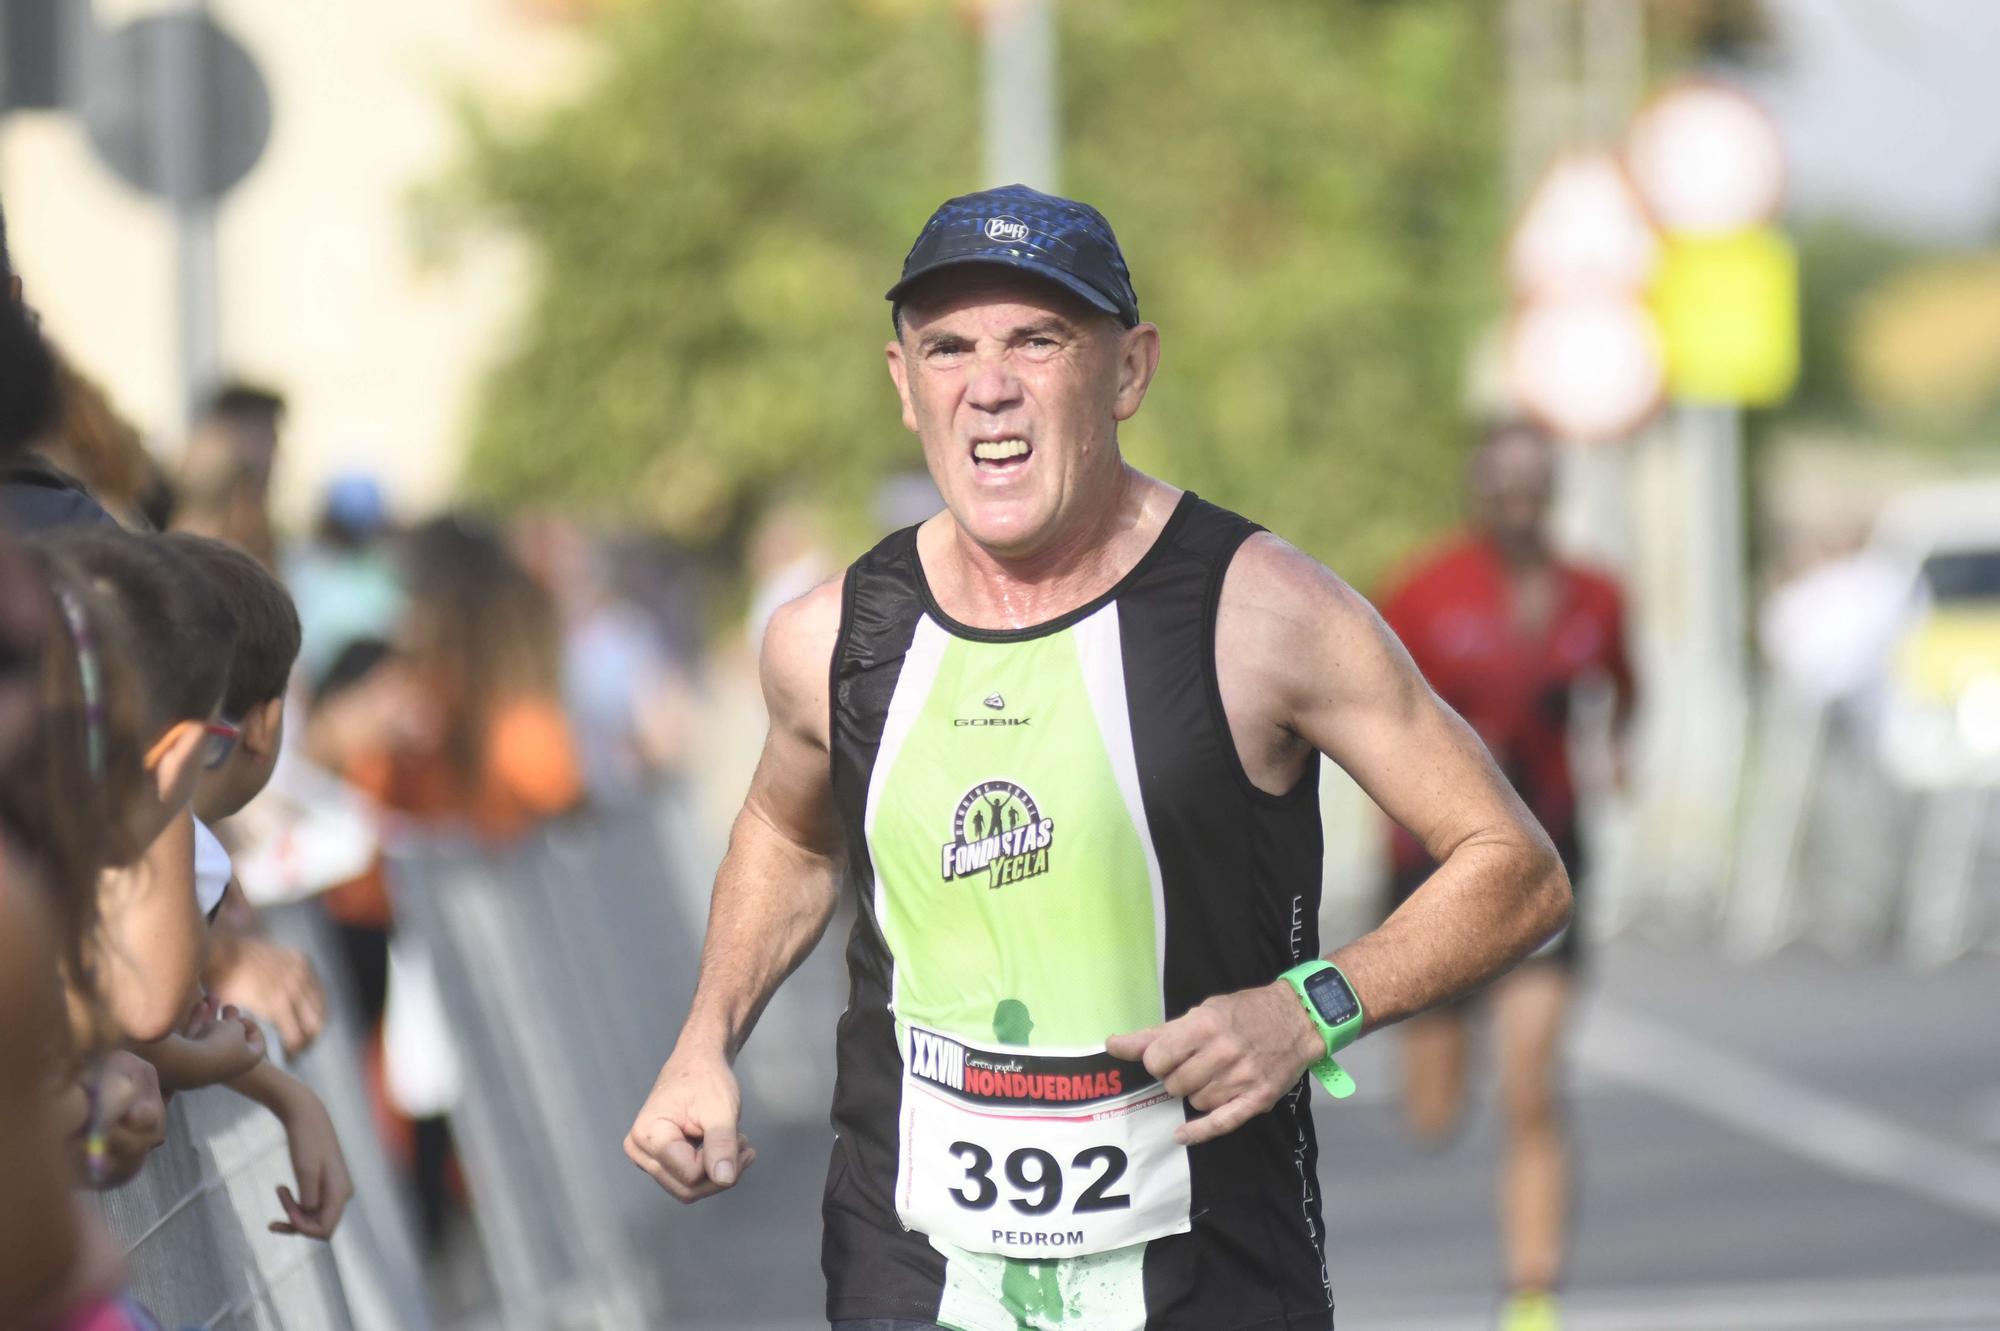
[1111,322,1160,422]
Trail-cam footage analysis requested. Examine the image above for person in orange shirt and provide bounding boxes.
[344,515,581,839]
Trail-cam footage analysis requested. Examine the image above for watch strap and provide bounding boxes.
[1310,1053,1356,1100]
[1280,960,1364,1101]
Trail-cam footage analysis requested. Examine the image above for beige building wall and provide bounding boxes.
[0,0,591,527]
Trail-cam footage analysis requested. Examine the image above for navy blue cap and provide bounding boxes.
[886,184,1140,330]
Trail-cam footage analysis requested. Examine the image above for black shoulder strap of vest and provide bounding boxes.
[1168,492,1265,570]
[836,524,926,673]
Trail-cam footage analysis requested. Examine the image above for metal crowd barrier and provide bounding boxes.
[87,1074,354,1330]
[1725,682,1999,964]
[385,789,708,1330]
[260,900,434,1331]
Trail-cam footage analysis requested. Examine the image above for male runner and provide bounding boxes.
[626,185,1572,1331]
[1377,424,1636,1331]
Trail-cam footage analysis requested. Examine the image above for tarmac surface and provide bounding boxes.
[646,935,2000,1330]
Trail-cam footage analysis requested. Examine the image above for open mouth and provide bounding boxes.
[971,437,1033,472]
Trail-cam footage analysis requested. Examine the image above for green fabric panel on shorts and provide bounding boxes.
[871,624,1163,1046]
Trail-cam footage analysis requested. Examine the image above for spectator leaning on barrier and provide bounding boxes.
[0,873,152,1328]
[0,537,176,1323]
[55,527,352,1243]
[116,527,356,1247]
[1,545,148,1031]
[0,195,187,1331]
[2,543,173,1182]
[0,526,101,1320]
[35,528,236,1044]
[41,531,272,1112]
[38,527,231,1023]
[0,875,81,1317]
[163,531,328,1059]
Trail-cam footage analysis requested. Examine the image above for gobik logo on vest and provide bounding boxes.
[940,780,1055,889]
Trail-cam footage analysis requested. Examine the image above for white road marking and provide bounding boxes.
[1352,1273,2000,1331]
[1577,1000,2000,1225]
[712,1273,2000,1331]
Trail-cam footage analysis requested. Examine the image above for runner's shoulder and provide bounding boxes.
[1222,530,1376,639]
[759,576,844,739]
[1219,531,1405,713]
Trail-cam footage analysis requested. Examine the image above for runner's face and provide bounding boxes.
[888,271,1157,558]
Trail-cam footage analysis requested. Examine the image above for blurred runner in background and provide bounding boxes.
[1376,422,1637,1331]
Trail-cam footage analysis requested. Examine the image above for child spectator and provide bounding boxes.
[161,531,351,1239]
[45,528,236,859]
[162,531,327,1056]
[35,527,237,1043]
[34,527,271,1110]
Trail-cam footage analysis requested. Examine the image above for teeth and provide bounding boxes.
[973,439,1030,462]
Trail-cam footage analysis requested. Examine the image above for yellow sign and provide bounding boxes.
[1651,227,1799,405]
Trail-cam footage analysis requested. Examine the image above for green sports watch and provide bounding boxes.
[1279,960,1365,1100]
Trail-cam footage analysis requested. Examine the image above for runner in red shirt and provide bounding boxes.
[1376,422,1635,1331]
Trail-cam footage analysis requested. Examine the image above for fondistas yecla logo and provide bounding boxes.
[941,780,1055,890]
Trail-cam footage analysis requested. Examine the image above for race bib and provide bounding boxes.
[894,1023,1193,1259]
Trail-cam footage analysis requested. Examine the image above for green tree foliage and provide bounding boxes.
[1062,0,1500,584]
[453,0,1501,588]
[451,0,980,545]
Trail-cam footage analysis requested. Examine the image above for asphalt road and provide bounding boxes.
[638,935,2000,1331]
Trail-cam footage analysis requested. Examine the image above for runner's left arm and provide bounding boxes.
[1110,535,1568,1144]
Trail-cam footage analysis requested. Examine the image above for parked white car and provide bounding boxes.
[1872,481,2000,788]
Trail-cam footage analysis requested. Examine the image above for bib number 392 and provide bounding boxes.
[895,1023,1192,1259]
[947,1141,1131,1215]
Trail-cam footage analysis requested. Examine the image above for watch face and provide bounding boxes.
[1304,968,1360,1028]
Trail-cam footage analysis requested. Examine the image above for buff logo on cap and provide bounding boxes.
[984,216,1031,243]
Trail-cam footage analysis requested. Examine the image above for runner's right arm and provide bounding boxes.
[625,580,845,1203]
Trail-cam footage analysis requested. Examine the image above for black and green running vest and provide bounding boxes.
[824,493,1333,1331]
